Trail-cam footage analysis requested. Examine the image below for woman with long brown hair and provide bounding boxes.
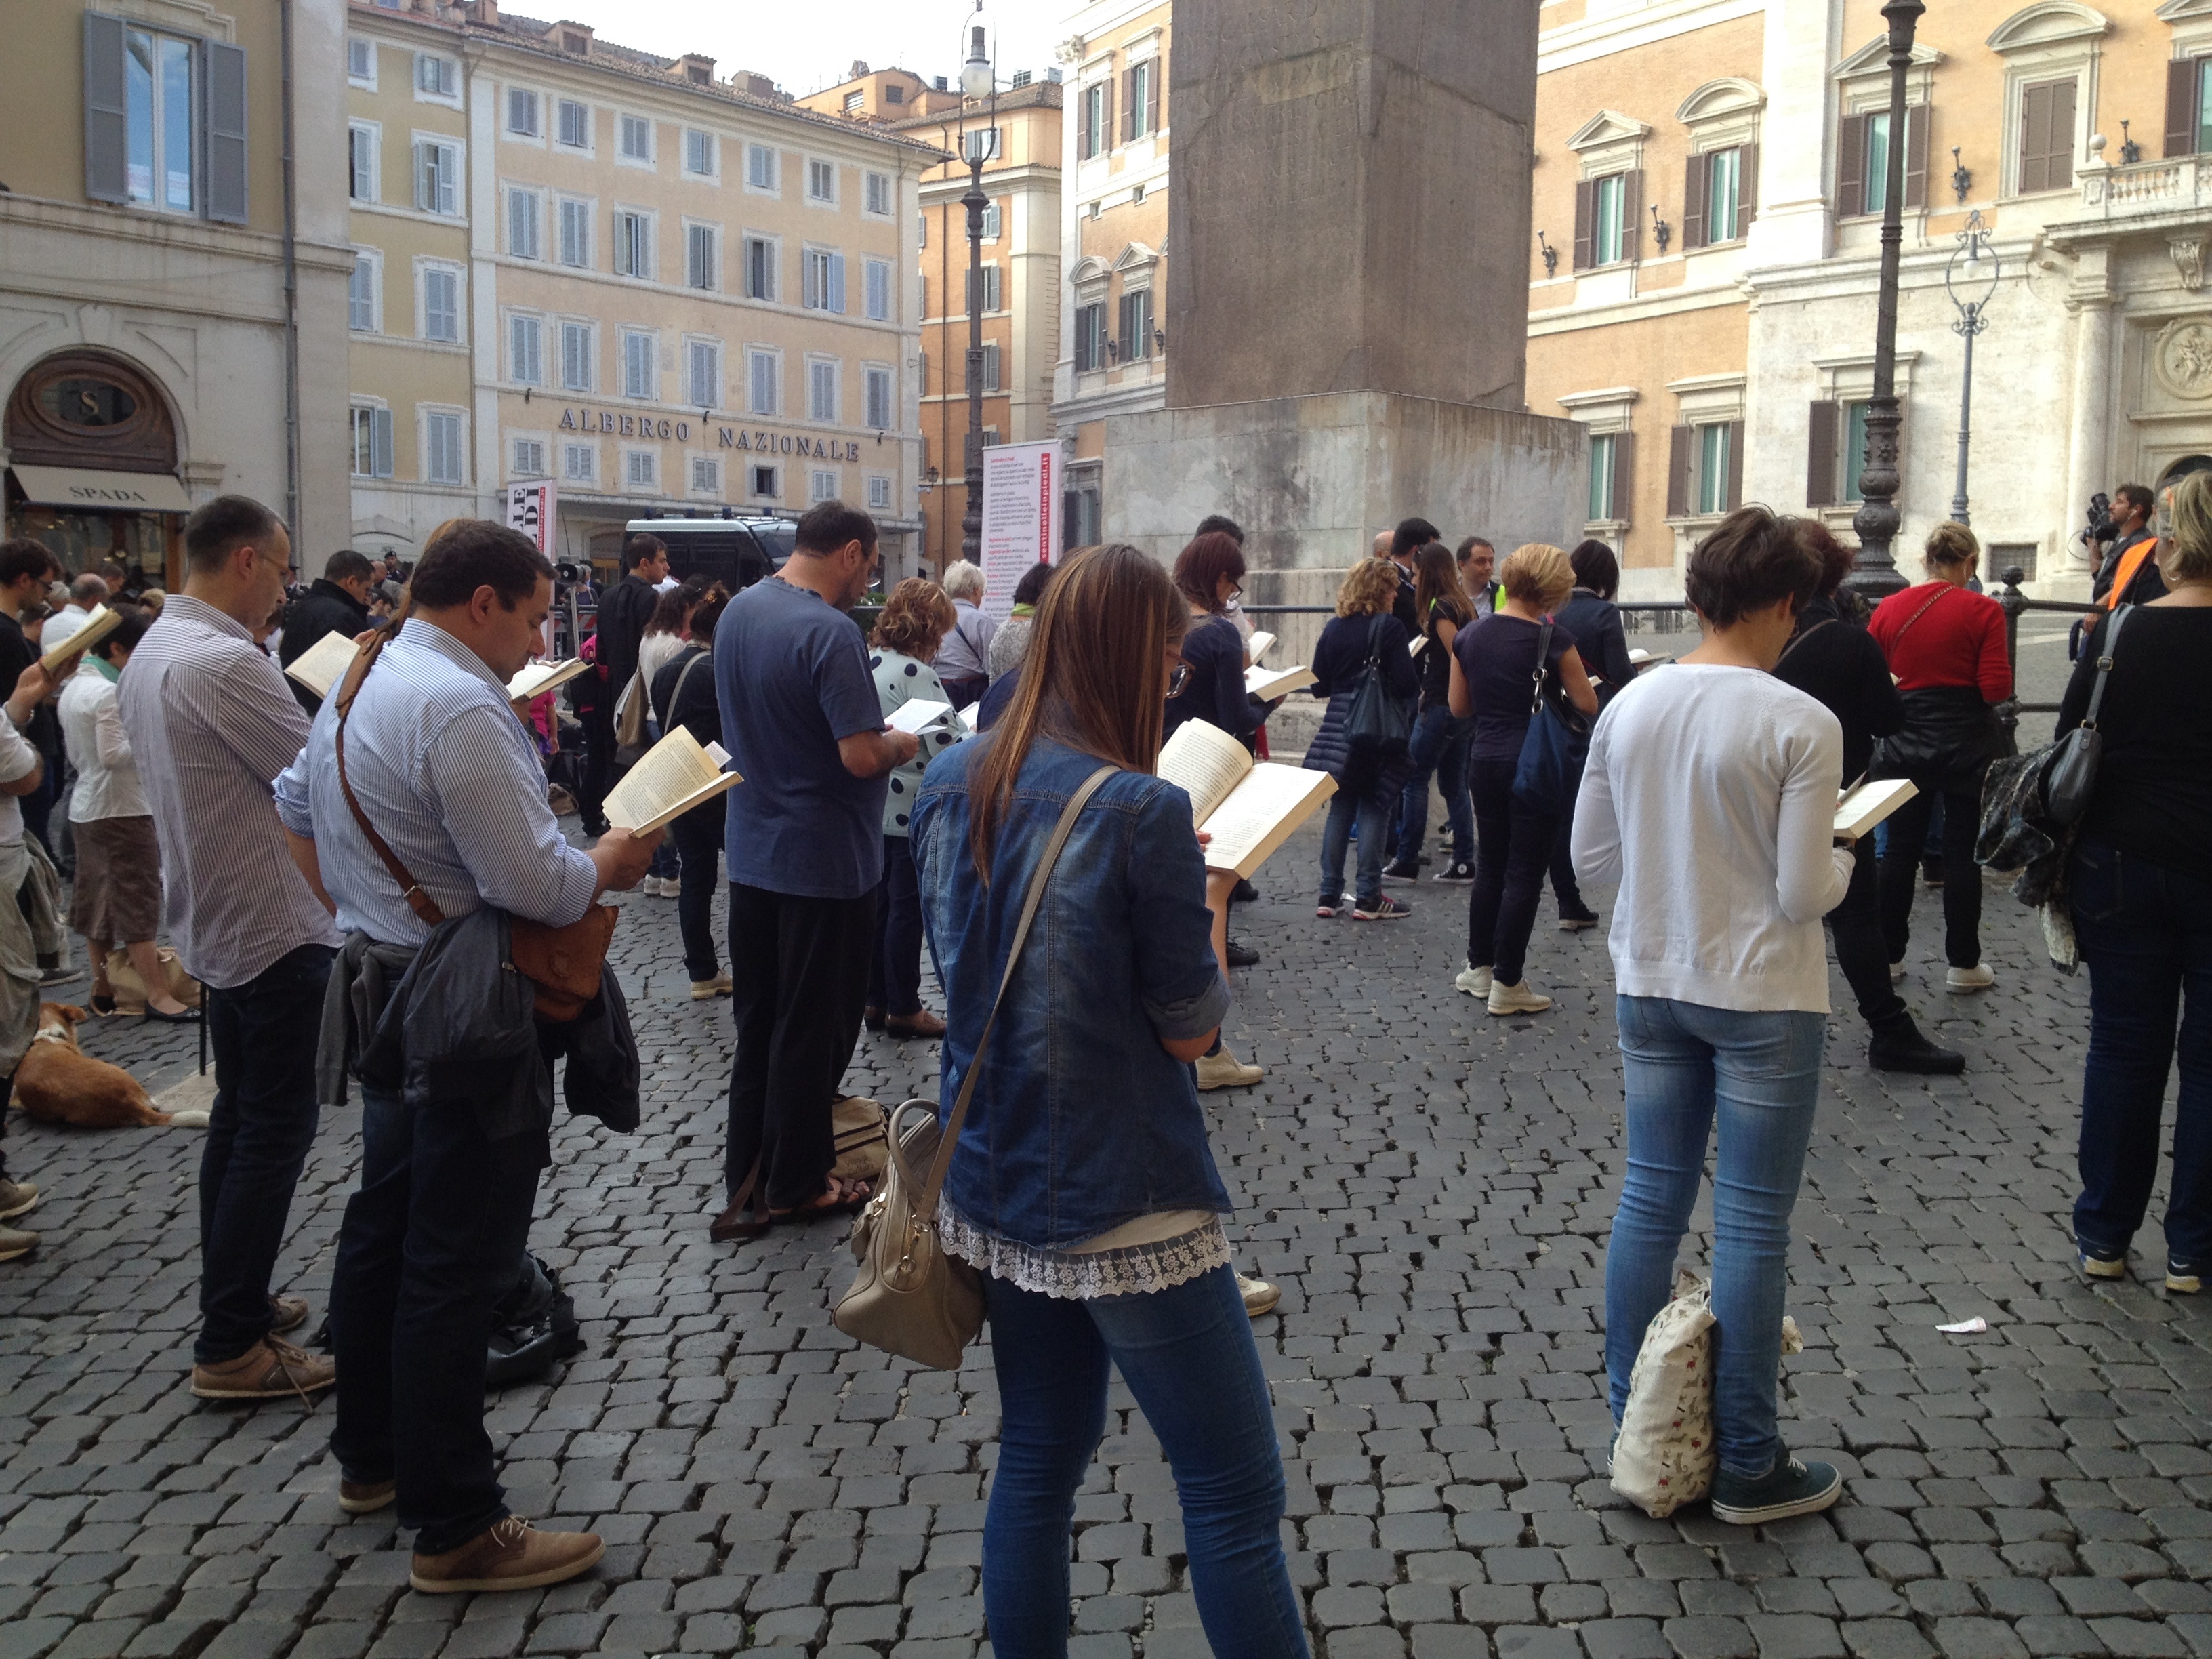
[1389,541,1477,884]
[909,544,1307,1659]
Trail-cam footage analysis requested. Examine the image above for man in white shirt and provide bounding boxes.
[39,573,108,657]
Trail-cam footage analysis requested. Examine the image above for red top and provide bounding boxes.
[1866,581,2013,702]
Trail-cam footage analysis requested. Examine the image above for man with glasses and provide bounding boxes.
[708,501,918,1242]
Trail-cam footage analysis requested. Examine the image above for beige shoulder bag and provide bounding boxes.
[832,764,1115,1370]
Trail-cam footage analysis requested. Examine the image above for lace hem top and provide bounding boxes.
[939,1204,1229,1300]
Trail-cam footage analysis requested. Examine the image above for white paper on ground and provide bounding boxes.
[1936,1317,1988,1334]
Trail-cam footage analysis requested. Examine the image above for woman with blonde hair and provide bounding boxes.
[1866,520,2011,990]
[909,544,1307,1659]
[865,579,964,1040]
[1305,558,1421,920]
[2059,469,2212,1292]
[1448,543,1598,1015]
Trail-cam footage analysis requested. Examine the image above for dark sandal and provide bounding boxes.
[90,992,117,1016]
[770,1179,872,1224]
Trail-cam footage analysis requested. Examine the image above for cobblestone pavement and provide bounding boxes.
[3,822,2209,1659]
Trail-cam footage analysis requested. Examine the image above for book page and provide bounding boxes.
[507,658,586,701]
[1246,664,1316,700]
[43,605,119,673]
[1200,764,1338,877]
[605,726,743,834]
[886,698,960,737]
[283,630,360,700]
[1835,777,1918,842]
[1156,719,1251,827]
[1246,631,1275,665]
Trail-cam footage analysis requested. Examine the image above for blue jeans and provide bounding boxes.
[869,834,924,1017]
[1604,996,1826,1479]
[330,1081,547,1554]
[668,799,725,982]
[982,1265,1308,1659]
[198,943,334,1364]
[2070,841,2212,1264]
[1397,705,1473,864]
[1319,785,1390,908]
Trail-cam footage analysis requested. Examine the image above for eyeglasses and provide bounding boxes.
[1166,663,1191,698]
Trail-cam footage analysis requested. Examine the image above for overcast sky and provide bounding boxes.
[525,1,1065,100]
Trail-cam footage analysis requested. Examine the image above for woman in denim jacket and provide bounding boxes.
[909,545,1308,1659]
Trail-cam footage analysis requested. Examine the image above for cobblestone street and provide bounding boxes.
[3,823,2209,1659]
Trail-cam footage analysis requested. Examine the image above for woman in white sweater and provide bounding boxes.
[1570,506,1855,1528]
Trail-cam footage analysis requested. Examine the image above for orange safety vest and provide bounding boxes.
[2104,536,2157,609]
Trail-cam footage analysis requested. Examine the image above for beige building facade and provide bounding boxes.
[1530,0,2212,598]
[1,0,352,586]
[344,1,939,574]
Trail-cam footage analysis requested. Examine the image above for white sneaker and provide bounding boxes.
[1237,1274,1281,1317]
[1487,979,1553,1017]
[689,973,733,1000]
[1945,964,1994,992]
[1454,966,1494,1000]
[1195,1044,1263,1090]
[1889,960,1906,981]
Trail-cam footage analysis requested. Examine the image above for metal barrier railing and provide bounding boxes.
[1248,563,2092,747]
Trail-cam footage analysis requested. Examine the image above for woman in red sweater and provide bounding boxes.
[1866,522,2013,991]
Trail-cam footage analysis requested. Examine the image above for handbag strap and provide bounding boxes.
[916,764,1118,1221]
[1528,619,1555,715]
[657,649,707,729]
[1362,613,1389,669]
[1887,584,1952,652]
[332,601,447,929]
[1776,616,1839,667]
[2077,603,2133,733]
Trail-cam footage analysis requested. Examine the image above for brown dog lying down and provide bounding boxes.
[14,1004,211,1130]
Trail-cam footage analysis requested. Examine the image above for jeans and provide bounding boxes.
[1397,706,1473,865]
[577,703,615,830]
[1829,840,1907,1031]
[330,1080,545,1555]
[644,719,681,880]
[869,835,924,1017]
[2070,841,2212,1265]
[1604,996,1826,1479]
[1547,762,1589,916]
[668,801,725,983]
[198,943,334,1364]
[1318,785,1390,909]
[726,883,875,1209]
[1466,756,1559,985]
[1878,783,1982,968]
[982,1265,1309,1659]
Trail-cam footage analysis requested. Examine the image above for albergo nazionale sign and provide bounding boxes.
[553,404,865,462]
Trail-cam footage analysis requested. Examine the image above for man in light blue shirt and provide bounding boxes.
[274,520,655,1595]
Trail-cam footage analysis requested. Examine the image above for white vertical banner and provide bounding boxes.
[505,480,557,556]
[977,441,1063,620]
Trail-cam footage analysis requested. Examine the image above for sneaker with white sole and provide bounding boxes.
[0,1223,35,1263]
[1195,1045,1263,1090]
[1237,1274,1282,1317]
[1454,966,1494,1000]
[1945,964,1994,992]
[1889,960,1906,981]
[1487,979,1553,1016]
[2078,1240,2127,1282]
[1352,895,1413,920]
[690,973,734,1000]
[0,1176,38,1221]
[1433,861,1475,884]
[2167,1258,2201,1294]
[1708,1448,1841,1525]
[1316,895,1345,918]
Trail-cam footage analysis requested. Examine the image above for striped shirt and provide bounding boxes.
[118,594,344,989]
[272,617,597,947]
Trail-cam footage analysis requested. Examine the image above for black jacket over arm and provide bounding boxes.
[596,575,660,693]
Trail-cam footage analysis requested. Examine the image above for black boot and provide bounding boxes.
[1868,1015,1965,1075]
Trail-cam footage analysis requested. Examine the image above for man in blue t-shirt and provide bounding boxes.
[711,501,918,1240]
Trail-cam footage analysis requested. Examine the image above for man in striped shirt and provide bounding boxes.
[119,495,344,1403]
[274,520,655,1595]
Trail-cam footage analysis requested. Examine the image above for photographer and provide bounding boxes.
[2095,484,2163,608]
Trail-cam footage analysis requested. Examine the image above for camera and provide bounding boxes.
[2084,491,2118,546]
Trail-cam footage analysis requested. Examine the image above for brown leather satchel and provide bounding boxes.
[331,605,617,1021]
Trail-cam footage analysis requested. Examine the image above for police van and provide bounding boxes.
[623,510,798,594]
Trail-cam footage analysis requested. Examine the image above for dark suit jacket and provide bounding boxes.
[278,580,371,712]
[596,575,660,696]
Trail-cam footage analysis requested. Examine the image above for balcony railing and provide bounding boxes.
[2076,153,2212,219]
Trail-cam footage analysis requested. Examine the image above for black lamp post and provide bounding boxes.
[1944,209,1997,527]
[958,5,997,567]
[1846,0,1925,603]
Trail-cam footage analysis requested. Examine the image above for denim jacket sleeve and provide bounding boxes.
[1127,781,1231,1042]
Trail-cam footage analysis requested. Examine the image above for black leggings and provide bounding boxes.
[1466,757,1559,987]
[1879,782,1982,970]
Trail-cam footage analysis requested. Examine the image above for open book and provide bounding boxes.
[283,629,361,700]
[1835,777,1917,842]
[1245,663,1316,700]
[1246,631,1275,665]
[1158,719,1337,877]
[508,658,588,701]
[1626,648,1672,669]
[886,697,965,737]
[605,726,743,834]
[42,605,121,673]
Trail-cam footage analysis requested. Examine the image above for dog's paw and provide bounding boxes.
[168,1109,212,1130]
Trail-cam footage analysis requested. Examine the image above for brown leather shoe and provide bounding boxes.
[189,1334,336,1401]
[708,1195,770,1243]
[268,1294,309,1334]
[884,1008,947,1040]
[339,1477,396,1514]
[409,1516,603,1593]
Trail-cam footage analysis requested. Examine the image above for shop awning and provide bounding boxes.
[8,466,192,513]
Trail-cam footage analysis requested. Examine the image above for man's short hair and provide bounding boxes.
[0,540,60,590]
[409,519,554,610]
[1456,536,1494,565]
[1390,517,1440,560]
[325,550,376,585]
[1194,514,1245,544]
[622,533,667,571]
[184,495,283,577]
[794,499,878,557]
[68,573,108,606]
[2116,483,2154,522]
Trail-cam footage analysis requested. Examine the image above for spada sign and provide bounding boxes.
[552,405,863,461]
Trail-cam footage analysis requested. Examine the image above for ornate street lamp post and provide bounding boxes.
[958,6,996,567]
[1846,0,1925,602]
[1944,210,1998,527]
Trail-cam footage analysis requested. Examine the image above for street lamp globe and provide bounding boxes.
[960,6,995,99]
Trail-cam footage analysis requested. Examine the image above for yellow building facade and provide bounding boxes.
[344,1,939,573]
